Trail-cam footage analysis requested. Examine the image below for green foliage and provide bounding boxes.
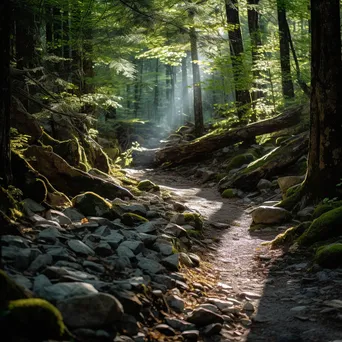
[10,128,30,156]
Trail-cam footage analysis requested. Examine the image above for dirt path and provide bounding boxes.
[126,168,342,342]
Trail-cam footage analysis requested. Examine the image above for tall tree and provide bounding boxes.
[277,0,295,99]
[303,0,342,199]
[0,0,12,186]
[189,10,204,137]
[225,0,251,120]
[181,54,190,121]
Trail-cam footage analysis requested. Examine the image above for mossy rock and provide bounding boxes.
[0,187,19,219]
[122,212,148,226]
[2,298,70,341]
[183,212,203,230]
[298,206,342,246]
[0,270,31,309]
[315,243,342,268]
[222,188,238,198]
[276,185,302,211]
[72,191,118,219]
[312,201,342,219]
[226,153,256,171]
[271,222,311,249]
[137,179,159,192]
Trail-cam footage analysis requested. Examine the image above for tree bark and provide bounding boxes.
[189,24,204,137]
[155,106,303,166]
[0,0,12,186]
[182,54,190,121]
[304,0,342,199]
[277,0,295,99]
[226,0,251,120]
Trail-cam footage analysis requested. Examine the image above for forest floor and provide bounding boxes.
[126,167,342,342]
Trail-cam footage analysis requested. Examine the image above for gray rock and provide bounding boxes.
[207,298,234,311]
[153,242,173,256]
[166,294,184,313]
[67,239,95,256]
[63,207,85,221]
[28,254,53,273]
[257,179,273,190]
[297,206,314,221]
[46,209,72,226]
[117,203,147,217]
[10,274,32,289]
[278,175,304,193]
[119,314,139,336]
[57,293,123,328]
[33,274,52,295]
[202,323,222,336]
[170,214,186,225]
[165,318,195,332]
[188,253,200,267]
[120,240,144,255]
[22,198,45,214]
[106,256,131,271]
[198,304,221,314]
[110,290,142,316]
[83,260,105,273]
[136,222,157,234]
[38,227,62,242]
[1,235,30,248]
[161,254,180,271]
[179,253,194,267]
[43,266,98,281]
[252,206,291,224]
[103,232,125,247]
[13,248,35,270]
[152,275,175,289]
[94,225,112,237]
[35,220,62,229]
[186,308,224,326]
[182,330,199,341]
[46,247,74,261]
[137,257,165,274]
[164,223,188,237]
[54,260,83,270]
[43,282,98,302]
[117,245,135,259]
[94,241,113,257]
[155,324,176,336]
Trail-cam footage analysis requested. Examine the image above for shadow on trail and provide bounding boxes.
[128,168,342,341]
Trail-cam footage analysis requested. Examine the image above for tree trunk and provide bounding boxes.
[304,0,342,199]
[155,106,304,166]
[225,0,251,120]
[190,25,204,137]
[153,59,159,122]
[247,0,263,119]
[277,0,295,99]
[182,54,190,122]
[0,0,12,186]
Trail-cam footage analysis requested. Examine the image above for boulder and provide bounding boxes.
[278,175,304,193]
[186,308,224,326]
[252,206,292,224]
[57,293,123,328]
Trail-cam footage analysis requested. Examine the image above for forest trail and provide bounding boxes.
[126,168,342,342]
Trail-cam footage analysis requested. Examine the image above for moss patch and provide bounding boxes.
[226,153,255,171]
[0,270,30,309]
[298,206,342,246]
[221,189,237,198]
[184,212,203,230]
[276,185,302,211]
[6,298,68,340]
[137,179,160,192]
[312,201,342,219]
[270,222,311,249]
[315,243,342,268]
[122,212,148,226]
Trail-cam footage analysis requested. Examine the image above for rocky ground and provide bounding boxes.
[1,166,342,342]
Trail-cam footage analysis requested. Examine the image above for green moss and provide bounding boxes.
[0,270,30,309]
[122,212,148,226]
[313,201,342,219]
[271,222,311,248]
[315,243,342,268]
[298,206,342,246]
[285,184,301,198]
[276,185,302,211]
[184,212,203,230]
[221,189,237,198]
[137,179,159,192]
[6,298,69,340]
[226,153,256,171]
[187,229,203,238]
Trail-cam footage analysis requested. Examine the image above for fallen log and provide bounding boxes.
[155,105,305,166]
[23,145,133,200]
[218,132,309,192]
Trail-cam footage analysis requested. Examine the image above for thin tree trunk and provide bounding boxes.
[189,18,204,137]
[153,59,159,122]
[304,0,342,199]
[277,0,295,99]
[182,54,190,122]
[247,0,263,120]
[225,0,251,120]
[0,0,12,186]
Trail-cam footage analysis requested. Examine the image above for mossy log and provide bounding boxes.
[23,145,133,199]
[155,106,304,166]
[219,133,308,192]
